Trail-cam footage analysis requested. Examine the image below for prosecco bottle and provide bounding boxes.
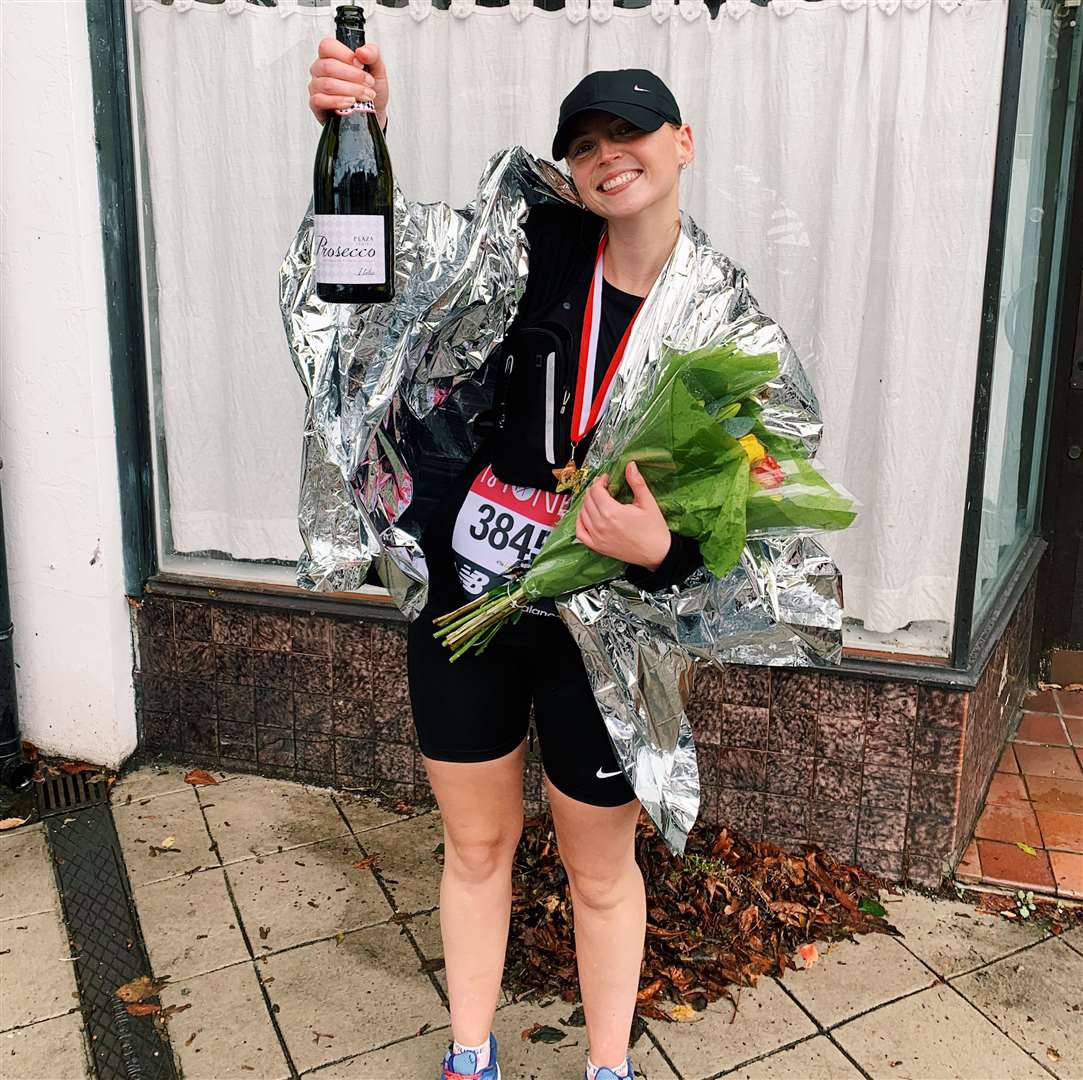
[313,4,394,304]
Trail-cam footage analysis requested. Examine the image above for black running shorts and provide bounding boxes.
[407,605,637,808]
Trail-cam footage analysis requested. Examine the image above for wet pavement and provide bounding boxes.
[2,764,1081,1080]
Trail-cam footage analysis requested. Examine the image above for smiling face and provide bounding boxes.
[564,110,693,223]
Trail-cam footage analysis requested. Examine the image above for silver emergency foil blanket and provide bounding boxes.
[279,145,844,855]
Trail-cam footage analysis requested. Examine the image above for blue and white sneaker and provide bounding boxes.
[440,1033,500,1080]
[586,1061,635,1080]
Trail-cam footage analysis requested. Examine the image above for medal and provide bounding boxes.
[551,233,644,495]
[553,455,590,494]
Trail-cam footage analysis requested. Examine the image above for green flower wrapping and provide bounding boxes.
[434,340,856,659]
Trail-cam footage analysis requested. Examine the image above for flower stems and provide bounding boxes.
[434,583,526,659]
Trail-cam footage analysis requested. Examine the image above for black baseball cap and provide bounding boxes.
[552,69,682,161]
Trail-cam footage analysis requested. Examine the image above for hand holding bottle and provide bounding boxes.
[308,38,389,130]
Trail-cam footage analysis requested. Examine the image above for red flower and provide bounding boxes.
[751,454,785,490]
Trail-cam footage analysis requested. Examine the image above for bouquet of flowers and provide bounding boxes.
[434,340,855,660]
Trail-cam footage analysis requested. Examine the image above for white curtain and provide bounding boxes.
[132,0,1007,634]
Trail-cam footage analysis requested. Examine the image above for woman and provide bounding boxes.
[309,40,699,1080]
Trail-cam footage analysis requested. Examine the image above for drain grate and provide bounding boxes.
[37,771,111,816]
[45,805,178,1080]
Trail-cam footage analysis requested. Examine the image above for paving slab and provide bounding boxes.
[0,823,56,921]
[334,791,402,835]
[199,776,350,864]
[134,866,249,980]
[952,937,1083,1079]
[113,788,215,886]
[832,984,1048,1079]
[724,1034,863,1079]
[314,996,679,1080]
[113,763,228,805]
[262,921,447,1073]
[0,1010,91,1080]
[885,891,1048,977]
[226,836,392,953]
[0,909,78,1031]
[358,811,444,915]
[160,960,290,1080]
[647,977,816,1080]
[781,931,936,1028]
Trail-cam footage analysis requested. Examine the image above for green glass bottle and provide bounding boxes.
[313,4,394,304]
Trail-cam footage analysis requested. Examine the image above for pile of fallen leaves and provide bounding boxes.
[505,810,898,1023]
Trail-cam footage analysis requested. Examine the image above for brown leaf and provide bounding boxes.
[352,856,378,871]
[115,975,169,1003]
[799,943,819,969]
[58,761,97,775]
[0,816,30,831]
[184,768,219,787]
[669,1004,698,1022]
[125,1003,161,1016]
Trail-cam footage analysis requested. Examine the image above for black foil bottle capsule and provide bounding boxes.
[313,4,394,304]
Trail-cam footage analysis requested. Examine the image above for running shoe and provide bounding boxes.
[439,1033,500,1080]
[586,1061,635,1080]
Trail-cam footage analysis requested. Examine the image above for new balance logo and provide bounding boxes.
[596,767,623,779]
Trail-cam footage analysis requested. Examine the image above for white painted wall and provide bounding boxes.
[0,0,137,767]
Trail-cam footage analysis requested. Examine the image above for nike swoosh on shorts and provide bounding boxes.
[596,767,623,779]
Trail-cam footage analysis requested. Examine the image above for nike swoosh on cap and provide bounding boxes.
[633,85,649,93]
[596,767,623,779]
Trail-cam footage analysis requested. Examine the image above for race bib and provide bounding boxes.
[451,465,571,597]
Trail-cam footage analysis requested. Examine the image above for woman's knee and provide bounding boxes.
[444,822,523,881]
[563,856,641,912]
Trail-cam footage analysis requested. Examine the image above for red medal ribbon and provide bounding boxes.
[570,233,645,445]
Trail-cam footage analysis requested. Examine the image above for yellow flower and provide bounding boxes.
[738,434,765,464]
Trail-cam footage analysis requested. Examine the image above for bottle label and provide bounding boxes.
[334,99,376,117]
[313,214,386,285]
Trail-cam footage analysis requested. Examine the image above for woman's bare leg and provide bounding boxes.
[546,778,645,1070]
[422,738,528,1047]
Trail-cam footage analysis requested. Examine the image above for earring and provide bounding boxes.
[680,161,690,171]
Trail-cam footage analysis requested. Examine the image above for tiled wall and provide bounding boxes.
[131,578,1035,887]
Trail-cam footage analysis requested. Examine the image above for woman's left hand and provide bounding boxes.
[575,461,671,570]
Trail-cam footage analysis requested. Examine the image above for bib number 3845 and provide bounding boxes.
[451,465,571,596]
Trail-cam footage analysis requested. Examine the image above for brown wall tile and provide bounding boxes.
[255,687,293,730]
[718,788,765,841]
[820,675,869,717]
[175,601,211,641]
[857,806,907,852]
[253,612,291,651]
[763,750,814,798]
[291,654,333,695]
[717,748,767,791]
[176,640,215,680]
[816,714,865,763]
[768,708,816,752]
[334,697,373,739]
[723,705,769,750]
[764,795,809,839]
[727,665,772,708]
[292,614,333,656]
[219,685,255,725]
[211,607,254,647]
[771,669,817,715]
[814,759,862,803]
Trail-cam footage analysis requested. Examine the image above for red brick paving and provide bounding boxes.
[957,690,1083,900]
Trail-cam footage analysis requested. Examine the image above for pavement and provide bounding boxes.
[2,764,1082,1080]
